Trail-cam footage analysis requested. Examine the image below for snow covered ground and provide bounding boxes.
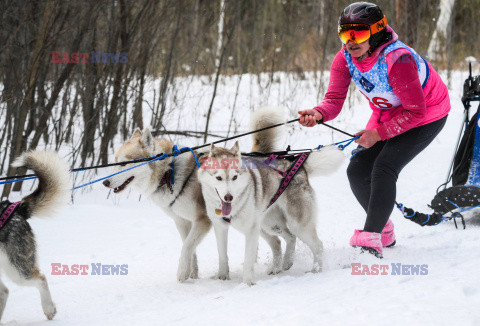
[2,71,480,325]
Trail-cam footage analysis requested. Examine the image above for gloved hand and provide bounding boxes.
[298,109,323,127]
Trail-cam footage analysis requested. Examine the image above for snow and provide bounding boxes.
[2,71,480,325]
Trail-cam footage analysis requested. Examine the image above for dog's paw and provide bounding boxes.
[177,268,190,282]
[43,302,57,320]
[282,261,293,271]
[266,266,282,275]
[190,270,199,279]
[309,262,322,273]
[243,280,256,286]
[215,273,230,280]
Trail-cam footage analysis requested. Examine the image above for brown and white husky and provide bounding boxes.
[102,129,211,282]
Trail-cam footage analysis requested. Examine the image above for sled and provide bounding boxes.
[398,62,480,228]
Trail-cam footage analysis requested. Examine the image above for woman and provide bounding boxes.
[299,2,450,258]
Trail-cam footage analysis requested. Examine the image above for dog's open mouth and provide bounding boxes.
[215,188,232,216]
[114,176,134,193]
[220,199,232,216]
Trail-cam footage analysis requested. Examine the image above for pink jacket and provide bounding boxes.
[314,27,450,140]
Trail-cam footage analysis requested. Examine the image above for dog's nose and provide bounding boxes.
[224,194,233,202]
[103,180,111,187]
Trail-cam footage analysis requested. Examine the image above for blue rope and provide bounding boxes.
[405,211,416,218]
[334,136,360,150]
[70,155,159,174]
[180,147,201,168]
[396,200,472,226]
[318,136,360,151]
[0,176,38,185]
[434,215,446,225]
[447,199,480,213]
[0,146,202,191]
[422,214,431,225]
[71,153,168,190]
[458,204,480,213]
[72,146,201,190]
[350,146,365,159]
[446,199,461,211]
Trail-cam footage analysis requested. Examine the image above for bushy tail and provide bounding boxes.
[12,151,70,217]
[303,146,345,177]
[250,106,286,153]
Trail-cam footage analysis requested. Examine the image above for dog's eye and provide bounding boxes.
[232,175,237,181]
[216,176,222,181]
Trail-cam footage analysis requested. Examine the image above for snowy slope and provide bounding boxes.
[1,72,480,325]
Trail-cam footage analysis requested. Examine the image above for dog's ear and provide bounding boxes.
[230,141,239,154]
[141,128,154,152]
[131,128,142,139]
[208,143,216,156]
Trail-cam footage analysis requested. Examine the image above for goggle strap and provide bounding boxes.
[370,15,387,35]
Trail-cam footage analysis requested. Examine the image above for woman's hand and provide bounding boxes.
[354,129,381,148]
[298,109,323,127]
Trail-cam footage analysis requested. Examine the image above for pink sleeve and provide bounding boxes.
[376,53,427,140]
[314,50,351,122]
[365,109,381,130]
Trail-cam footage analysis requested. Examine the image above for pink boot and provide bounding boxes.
[350,230,383,258]
[381,219,396,248]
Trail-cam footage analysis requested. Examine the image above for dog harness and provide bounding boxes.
[0,201,20,229]
[265,152,310,209]
[216,153,310,223]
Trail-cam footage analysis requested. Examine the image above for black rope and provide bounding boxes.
[0,118,354,181]
[316,120,356,138]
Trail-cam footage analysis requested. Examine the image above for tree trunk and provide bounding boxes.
[395,0,418,46]
[427,0,456,62]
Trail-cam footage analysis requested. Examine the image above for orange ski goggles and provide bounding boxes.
[338,15,387,44]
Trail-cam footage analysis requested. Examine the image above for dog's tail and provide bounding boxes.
[12,151,70,218]
[303,146,345,177]
[250,106,286,153]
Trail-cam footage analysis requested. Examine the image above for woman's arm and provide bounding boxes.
[313,50,352,122]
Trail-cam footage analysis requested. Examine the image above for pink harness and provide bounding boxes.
[0,201,20,229]
[265,153,310,209]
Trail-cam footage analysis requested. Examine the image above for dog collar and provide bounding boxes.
[0,201,20,229]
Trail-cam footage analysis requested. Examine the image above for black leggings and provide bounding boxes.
[347,116,447,233]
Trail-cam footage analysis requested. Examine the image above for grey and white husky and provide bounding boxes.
[0,151,70,321]
[102,129,211,282]
[197,107,345,285]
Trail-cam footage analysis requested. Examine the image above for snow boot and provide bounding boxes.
[381,219,396,248]
[350,230,383,258]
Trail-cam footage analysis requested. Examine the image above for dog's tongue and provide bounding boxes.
[222,201,232,216]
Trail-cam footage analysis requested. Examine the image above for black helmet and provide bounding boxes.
[339,2,384,25]
[339,2,391,52]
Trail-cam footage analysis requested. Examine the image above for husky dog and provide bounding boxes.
[197,107,345,285]
[102,129,211,282]
[0,151,70,321]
